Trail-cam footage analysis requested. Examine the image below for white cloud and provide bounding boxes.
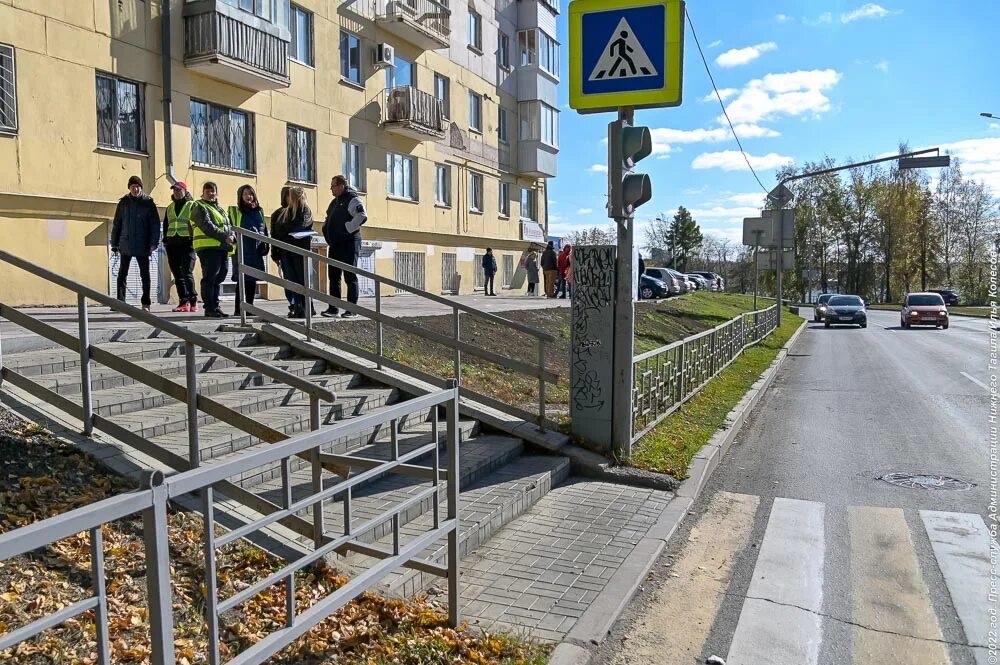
[874,60,889,73]
[990,123,1000,130]
[716,42,778,68]
[577,208,594,215]
[692,150,794,172]
[688,205,762,219]
[728,193,768,206]
[548,200,558,206]
[708,40,723,49]
[841,3,891,23]
[805,12,833,26]
[775,13,793,23]
[646,124,779,156]
[587,164,608,174]
[701,88,739,103]
[940,137,1000,193]
[720,69,842,125]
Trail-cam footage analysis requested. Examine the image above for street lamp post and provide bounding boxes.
[981,112,997,120]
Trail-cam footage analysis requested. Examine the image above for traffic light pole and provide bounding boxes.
[611,107,635,460]
[775,208,784,327]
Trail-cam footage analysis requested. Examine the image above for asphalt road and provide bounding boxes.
[599,310,996,665]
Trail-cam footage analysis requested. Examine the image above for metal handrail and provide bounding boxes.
[235,228,556,426]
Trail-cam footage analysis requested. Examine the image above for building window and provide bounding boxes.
[286,124,315,183]
[96,73,145,152]
[434,73,450,118]
[343,140,366,191]
[386,55,414,90]
[387,152,417,200]
[539,30,559,78]
[224,0,289,28]
[435,164,451,206]
[518,29,536,66]
[519,100,559,148]
[190,99,254,172]
[521,187,536,221]
[498,108,509,143]
[468,6,482,51]
[289,4,313,66]
[499,182,510,217]
[340,30,361,84]
[0,44,17,133]
[502,254,514,288]
[469,173,484,212]
[498,32,511,69]
[541,102,559,147]
[468,92,483,132]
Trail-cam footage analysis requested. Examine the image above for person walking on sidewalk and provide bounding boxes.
[272,186,314,319]
[556,243,572,299]
[524,251,539,296]
[162,181,197,312]
[482,248,498,296]
[321,175,367,318]
[229,184,269,317]
[541,241,558,298]
[111,175,160,311]
[191,181,235,319]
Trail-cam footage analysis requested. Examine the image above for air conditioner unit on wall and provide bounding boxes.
[375,43,395,68]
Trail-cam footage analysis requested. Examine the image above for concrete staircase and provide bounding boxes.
[0,322,574,592]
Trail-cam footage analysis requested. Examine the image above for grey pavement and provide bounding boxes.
[599,309,994,665]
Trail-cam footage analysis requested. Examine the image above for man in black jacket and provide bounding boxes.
[541,241,558,298]
[321,175,367,318]
[111,175,160,311]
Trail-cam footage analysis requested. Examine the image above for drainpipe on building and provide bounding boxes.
[161,0,177,185]
[542,179,549,238]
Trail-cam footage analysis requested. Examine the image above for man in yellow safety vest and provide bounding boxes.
[162,181,198,312]
[190,181,235,318]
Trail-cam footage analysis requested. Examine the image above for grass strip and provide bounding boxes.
[630,311,805,478]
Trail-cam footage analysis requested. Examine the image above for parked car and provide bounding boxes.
[813,293,834,322]
[823,295,867,329]
[639,274,670,300]
[901,292,949,329]
[686,273,710,290]
[928,288,960,306]
[691,271,723,291]
[644,267,682,295]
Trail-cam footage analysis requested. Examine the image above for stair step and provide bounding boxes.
[358,454,572,599]
[88,361,358,418]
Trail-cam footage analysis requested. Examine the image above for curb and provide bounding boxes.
[552,316,808,663]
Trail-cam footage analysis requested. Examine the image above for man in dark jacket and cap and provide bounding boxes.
[111,175,160,311]
[321,175,367,318]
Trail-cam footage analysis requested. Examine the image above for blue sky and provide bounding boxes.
[548,0,1000,246]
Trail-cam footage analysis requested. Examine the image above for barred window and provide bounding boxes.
[190,99,254,173]
[0,43,16,133]
[286,124,315,183]
[96,73,145,152]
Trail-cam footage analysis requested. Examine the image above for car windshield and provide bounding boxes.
[829,296,863,306]
[817,295,833,305]
[908,295,945,306]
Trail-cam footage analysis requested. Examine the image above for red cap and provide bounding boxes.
[170,181,188,191]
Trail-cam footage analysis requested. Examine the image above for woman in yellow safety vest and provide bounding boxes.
[190,181,235,318]
[228,184,269,317]
[162,181,198,312]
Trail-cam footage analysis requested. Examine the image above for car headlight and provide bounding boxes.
[819,305,827,311]
[939,310,948,315]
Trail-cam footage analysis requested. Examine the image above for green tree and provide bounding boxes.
[664,206,703,271]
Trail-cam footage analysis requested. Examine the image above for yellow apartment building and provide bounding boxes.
[0,0,559,305]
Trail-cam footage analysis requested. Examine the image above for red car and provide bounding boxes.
[900,292,949,329]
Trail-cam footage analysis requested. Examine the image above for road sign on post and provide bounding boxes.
[757,249,796,271]
[569,0,685,113]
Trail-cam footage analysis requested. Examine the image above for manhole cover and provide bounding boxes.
[878,473,975,491]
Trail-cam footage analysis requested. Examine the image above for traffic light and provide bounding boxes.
[608,119,653,219]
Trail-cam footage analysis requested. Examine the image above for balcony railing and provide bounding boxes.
[380,86,447,140]
[184,3,290,90]
[377,0,451,50]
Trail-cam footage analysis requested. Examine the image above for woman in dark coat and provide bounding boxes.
[271,186,315,319]
[229,184,269,316]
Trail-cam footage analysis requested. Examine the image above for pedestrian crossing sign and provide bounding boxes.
[570,0,685,113]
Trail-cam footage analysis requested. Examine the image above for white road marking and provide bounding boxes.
[921,511,999,662]
[960,371,989,391]
[726,498,825,665]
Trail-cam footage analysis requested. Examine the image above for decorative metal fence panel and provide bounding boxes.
[631,304,779,442]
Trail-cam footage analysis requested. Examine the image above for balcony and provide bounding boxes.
[184,1,290,91]
[518,140,558,178]
[380,86,448,140]
[376,0,451,51]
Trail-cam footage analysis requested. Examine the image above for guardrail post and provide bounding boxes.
[236,230,247,328]
[203,486,221,665]
[141,473,175,665]
[309,395,323,548]
[78,294,94,437]
[679,341,686,400]
[452,308,461,385]
[537,339,546,430]
[90,525,111,665]
[185,341,200,468]
[305,255,315,342]
[375,281,383,370]
[0,304,5,387]
[445,379,461,628]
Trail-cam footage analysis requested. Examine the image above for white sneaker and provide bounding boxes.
[142,306,151,312]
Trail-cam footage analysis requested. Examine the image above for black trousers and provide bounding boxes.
[280,251,307,311]
[328,237,361,306]
[484,273,496,295]
[117,254,151,307]
[165,240,197,305]
[197,249,229,313]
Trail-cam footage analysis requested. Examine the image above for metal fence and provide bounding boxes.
[0,387,463,665]
[631,304,779,442]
